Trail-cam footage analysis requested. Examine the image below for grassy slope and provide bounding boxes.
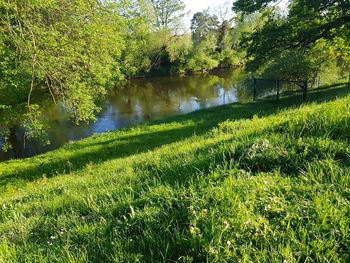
[0,86,350,262]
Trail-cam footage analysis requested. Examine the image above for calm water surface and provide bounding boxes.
[1,69,252,161]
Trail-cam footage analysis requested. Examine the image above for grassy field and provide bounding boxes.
[0,86,350,262]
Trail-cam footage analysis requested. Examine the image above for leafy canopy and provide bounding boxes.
[233,0,350,76]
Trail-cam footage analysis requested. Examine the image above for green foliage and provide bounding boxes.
[258,37,349,85]
[186,34,220,72]
[119,0,153,78]
[234,0,350,75]
[234,0,350,47]
[166,34,193,74]
[20,105,51,150]
[0,0,127,149]
[0,86,349,261]
[190,11,219,45]
[149,0,186,31]
[233,0,277,13]
[1,0,348,153]
[261,49,321,81]
[0,0,261,149]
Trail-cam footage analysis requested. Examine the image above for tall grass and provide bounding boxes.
[0,86,349,262]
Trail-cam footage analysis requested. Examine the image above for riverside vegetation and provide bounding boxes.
[0,85,349,262]
[0,0,349,261]
[1,0,348,150]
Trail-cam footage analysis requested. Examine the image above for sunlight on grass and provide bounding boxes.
[0,86,349,262]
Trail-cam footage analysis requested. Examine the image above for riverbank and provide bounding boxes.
[0,85,349,262]
[130,65,242,79]
[0,68,248,161]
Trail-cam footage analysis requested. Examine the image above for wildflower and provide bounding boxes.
[208,246,218,255]
[226,240,231,246]
[59,228,66,235]
[264,205,272,211]
[190,226,196,235]
[189,226,201,236]
[50,236,56,240]
[283,260,288,263]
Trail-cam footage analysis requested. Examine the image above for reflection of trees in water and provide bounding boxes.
[108,69,250,121]
[1,69,251,160]
[236,78,254,102]
[217,69,251,102]
[111,74,220,117]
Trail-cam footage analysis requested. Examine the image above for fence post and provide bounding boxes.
[276,80,280,102]
[303,80,308,102]
[253,78,257,102]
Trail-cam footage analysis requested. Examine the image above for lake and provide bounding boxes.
[0,68,253,161]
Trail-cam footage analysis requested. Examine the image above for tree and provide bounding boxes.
[119,0,153,78]
[190,11,219,44]
[186,34,220,72]
[0,0,126,150]
[149,0,186,31]
[233,0,350,71]
[166,34,193,74]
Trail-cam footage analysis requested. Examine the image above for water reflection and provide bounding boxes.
[1,68,250,161]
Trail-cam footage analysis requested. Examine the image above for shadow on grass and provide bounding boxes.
[0,85,348,190]
[4,85,350,262]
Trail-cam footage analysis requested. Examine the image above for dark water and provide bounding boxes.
[1,69,253,161]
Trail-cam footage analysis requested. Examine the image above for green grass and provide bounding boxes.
[0,85,349,262]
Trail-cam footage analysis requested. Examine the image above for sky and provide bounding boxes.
[184,0,231,14]
[183,0,232,20]
[182,0,232,28]
[183,0,290,15]
[182,0,290,28]
[183,0,288,29]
